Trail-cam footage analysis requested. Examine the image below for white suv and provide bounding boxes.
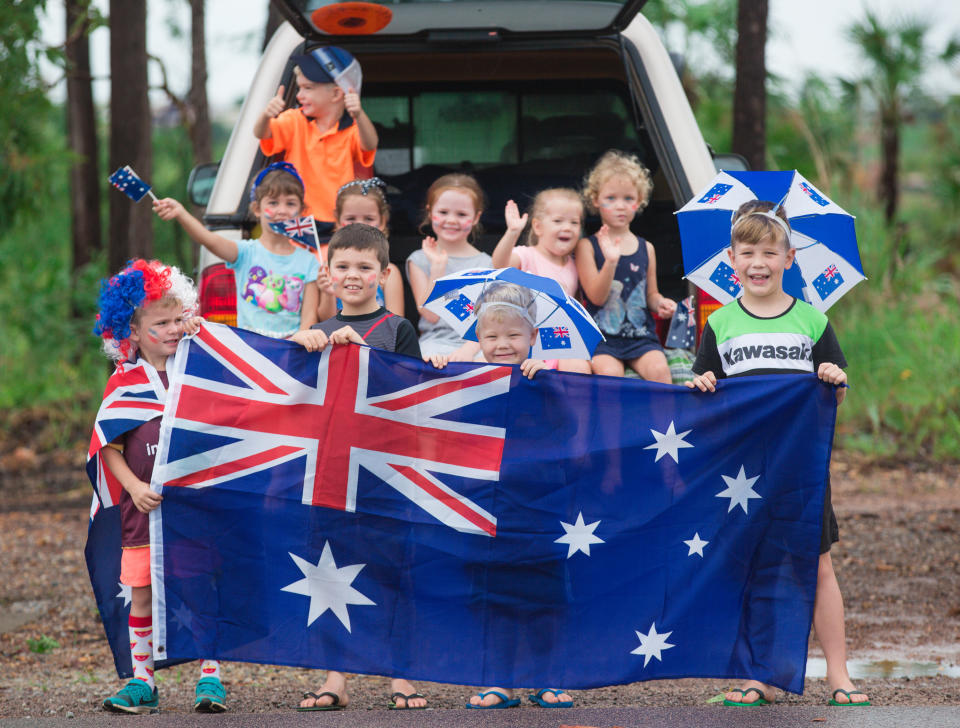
[189,0,719,330]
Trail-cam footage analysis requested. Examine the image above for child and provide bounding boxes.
[290,224,424,710]
[406,173,492,360]
[316,178,405,321]
[91,260,225,714]
[430,283,566,709]
[686,201,869,708]
[491,189,591,374]
[575,150,676,382]
[153,162,319,338]
[254,46,378,226]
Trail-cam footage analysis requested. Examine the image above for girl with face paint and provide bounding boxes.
[405,174,492,361]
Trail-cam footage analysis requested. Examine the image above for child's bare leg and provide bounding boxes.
[814,552,869,704]
[389,678,426,708]
[300,670,348,709]
[628,350,672,384]
[590,354,625,377]
[468,687,514,707]
[130,585,151,617]
[557,359,592,374]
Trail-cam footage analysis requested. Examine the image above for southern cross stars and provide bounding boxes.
[644,421,693,463]
[555,512,604,558]
[282,541,375,632]
[115,582,132,608]
[631,622,675,667]
[683,532,708,557]
[716,465,762,514]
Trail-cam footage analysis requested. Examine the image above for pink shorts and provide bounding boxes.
[120,546,151,587]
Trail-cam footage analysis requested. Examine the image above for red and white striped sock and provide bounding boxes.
[128,615,155,689]
[199,659,221,680]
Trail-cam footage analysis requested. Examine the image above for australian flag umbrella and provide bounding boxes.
[423,267,603,359]
[676,170,865,311]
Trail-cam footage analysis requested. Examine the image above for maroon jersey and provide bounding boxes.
[118,371,167,547]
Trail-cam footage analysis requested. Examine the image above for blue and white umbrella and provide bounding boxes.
[423,267,603,359]
[676,170,865,312]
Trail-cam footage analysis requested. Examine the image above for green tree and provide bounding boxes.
[847,11,960,224]
[0,0,59,222]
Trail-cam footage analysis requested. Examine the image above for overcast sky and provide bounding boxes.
[38,0,960,113]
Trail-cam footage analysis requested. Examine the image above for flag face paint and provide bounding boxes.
[91,324,838,693]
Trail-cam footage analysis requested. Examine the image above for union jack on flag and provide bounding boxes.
[538,325,572,350]
[154,324,512,537]
[268,215,320,256]
[87,359,168,509]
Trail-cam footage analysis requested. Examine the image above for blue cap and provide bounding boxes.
[291,46,356,84]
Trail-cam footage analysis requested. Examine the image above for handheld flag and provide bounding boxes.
[109,166,157,202]
[665,295,696,350]
[269,215,322,263]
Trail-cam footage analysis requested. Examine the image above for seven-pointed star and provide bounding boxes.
[171,602,194,632]
[644,421,694,463]
[683,532,709,557]
[555,512,604,558]
[282,541,375,632]
[115,582,132,608]
[630,622,676,667]
[716,465,762,514]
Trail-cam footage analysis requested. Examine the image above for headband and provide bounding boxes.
[476,301,535,327]
[337,177,386,197]
[249,161,305,202]
[732,209,791,240]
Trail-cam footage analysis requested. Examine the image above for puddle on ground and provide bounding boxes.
[806,657,960,679]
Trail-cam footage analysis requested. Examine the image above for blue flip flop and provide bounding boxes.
[465,690,520,709]
[528,688,574,708]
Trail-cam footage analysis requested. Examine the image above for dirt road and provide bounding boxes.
[0,451,957,718]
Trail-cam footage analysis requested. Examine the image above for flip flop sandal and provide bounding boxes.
[528,688,574,708]
[723,687,771,706]
[465,690,521,709]
[389,691,427,709]
[829,688,871,706]
[296,691,345,711]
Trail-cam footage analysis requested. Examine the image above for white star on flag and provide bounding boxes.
[282,542,376,632]
[115,582,132,608]
[555,512,604,558]
[171,602,194,632]
[630,622,675,667]
[716,465,762,514]
[683,532,708,557]
[644,421,693,463]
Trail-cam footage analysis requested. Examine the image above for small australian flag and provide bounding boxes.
[812,264,844,300]
[665,296,696,349]
[539,326,572,350]
[697,183,733,205]
[445,294,475,321]
[269,215,319,253]
[799,182,830,207]
[709,261,742,297]
[108,166,153,202]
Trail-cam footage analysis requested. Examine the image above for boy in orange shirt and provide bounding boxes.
[254,46,378,230]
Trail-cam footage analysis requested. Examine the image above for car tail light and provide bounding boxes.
[199,263,237,326]
[695,290,722,346]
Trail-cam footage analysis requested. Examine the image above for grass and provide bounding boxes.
[831,201,960,460]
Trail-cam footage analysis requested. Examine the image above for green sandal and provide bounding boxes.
[829,688,870,706]
[723,687,771,706]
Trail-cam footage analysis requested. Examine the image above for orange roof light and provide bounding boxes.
[312,2,393,35]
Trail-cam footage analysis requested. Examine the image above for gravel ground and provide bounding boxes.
[0,449,958,718]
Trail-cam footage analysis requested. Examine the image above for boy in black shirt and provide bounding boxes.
[290,224,425,710]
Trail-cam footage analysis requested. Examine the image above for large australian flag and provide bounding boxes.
[146,323,837,694]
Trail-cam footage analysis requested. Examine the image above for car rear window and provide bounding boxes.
[365,86,639,176]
